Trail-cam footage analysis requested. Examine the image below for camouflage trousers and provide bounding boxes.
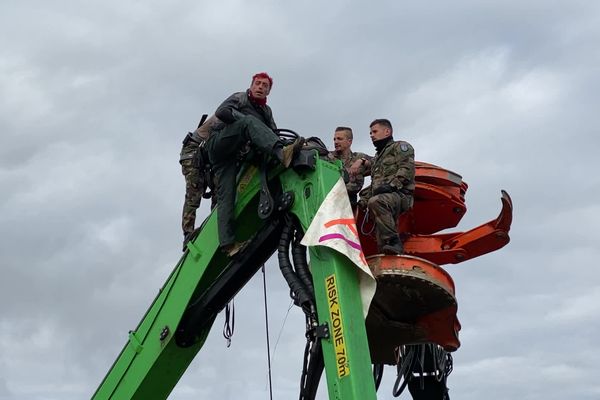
[367,192,413,249]
[181,159,206,236]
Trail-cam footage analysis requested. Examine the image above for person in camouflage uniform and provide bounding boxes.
[206,72,301,257]
[179,115,219,249]
[327,127,371,208]
[358,118,415,255]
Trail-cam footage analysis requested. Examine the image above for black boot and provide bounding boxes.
[274,137,303,168]
[182,232,193,252]
[382,236,404,255]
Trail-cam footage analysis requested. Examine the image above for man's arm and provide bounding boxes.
[390,143,415,190]
[263,105,277,131]
[215,92,246,124]
[349,153,372,177]
[193,115,222,141]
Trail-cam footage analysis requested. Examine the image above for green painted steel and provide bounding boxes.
[283,157,377,400]
[91,213,220,399]
[93,154,377,399]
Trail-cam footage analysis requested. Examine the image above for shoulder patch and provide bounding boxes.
[400,143,409,152]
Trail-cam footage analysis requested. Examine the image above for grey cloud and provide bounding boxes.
[1,1,599,399]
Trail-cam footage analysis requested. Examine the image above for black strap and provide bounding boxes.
[183,132,202,146]
[197,113,209,128]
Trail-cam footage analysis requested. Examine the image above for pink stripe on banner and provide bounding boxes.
[319,234,362,251]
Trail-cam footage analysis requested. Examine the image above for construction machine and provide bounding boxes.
[92,130,512,399]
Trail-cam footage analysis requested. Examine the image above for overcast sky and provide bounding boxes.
[1,1,599,399]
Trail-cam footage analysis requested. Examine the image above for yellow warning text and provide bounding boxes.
[325,274,349,378]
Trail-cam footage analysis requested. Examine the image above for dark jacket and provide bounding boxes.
[215,90,277,130]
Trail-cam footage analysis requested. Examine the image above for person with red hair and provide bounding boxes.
[251,72,273,89]
[205,72,301,256]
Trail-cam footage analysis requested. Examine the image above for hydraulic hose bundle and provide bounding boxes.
[276,216,325,400]
[392,343,453,400]
[291,230,313,295]
[277,218,315,315]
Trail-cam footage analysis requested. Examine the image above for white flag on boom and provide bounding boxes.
[300,178,375,318]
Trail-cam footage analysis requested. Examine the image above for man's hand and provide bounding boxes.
[348,159,362,177]
[373,184,395,196]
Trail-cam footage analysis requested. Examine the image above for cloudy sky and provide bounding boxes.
[1,1,599,399]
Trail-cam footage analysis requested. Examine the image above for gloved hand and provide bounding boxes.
[373,184,395,196]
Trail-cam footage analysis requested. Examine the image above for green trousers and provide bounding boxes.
[206,115,280,247]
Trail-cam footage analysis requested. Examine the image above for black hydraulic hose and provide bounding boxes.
[393,345,416,397]
[298,337,311,400]
[373,363,384,391]
[278,221,313,310]
[298,334,324,400]
[393,344,453,398]
[292,230,314,295]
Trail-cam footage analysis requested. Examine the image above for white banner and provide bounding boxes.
[300,178,375,318]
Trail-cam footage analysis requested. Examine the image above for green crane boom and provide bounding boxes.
[92,151,377,399]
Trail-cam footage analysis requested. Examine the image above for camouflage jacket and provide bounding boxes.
[327,151,371,195]
[215,90,277,130]
[359,139,415,202]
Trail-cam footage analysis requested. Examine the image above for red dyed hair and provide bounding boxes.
[252,72,273,88]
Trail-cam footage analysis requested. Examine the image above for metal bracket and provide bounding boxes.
[309,322,330,340]
[159,326,170,342]
[277,191,295,212]
[128,330,144,354]
[257,160,274,219]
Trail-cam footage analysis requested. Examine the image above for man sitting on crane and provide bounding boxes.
[205,72,302,257]
[358,118,415,255]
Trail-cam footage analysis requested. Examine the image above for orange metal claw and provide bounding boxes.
[405,190,513,265]
[356,162,513,265]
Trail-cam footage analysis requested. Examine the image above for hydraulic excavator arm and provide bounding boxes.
[92,145,378,400]
[93,137,513,399]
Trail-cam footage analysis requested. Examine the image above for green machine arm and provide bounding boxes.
[92,152,377,399]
